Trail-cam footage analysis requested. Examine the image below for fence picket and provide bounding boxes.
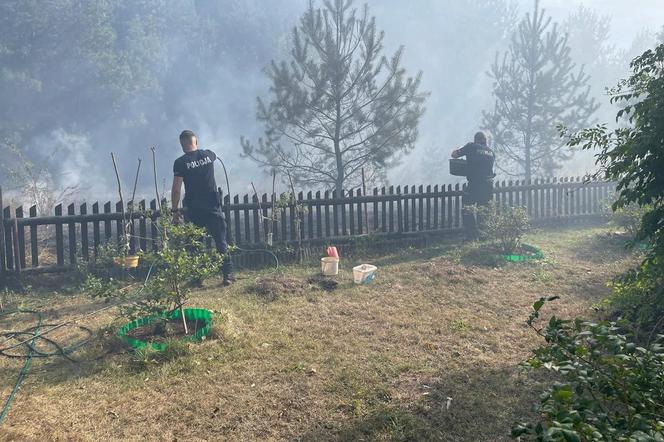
[373,187,379,232]
[29,205,38,267]
[353,189,361,235]
[332,190,340,236]
[16,206,26,268]
[297,192,305,241]
[388,186,394,233]
[403,186,409,232]
[3,205,12,270]
[454,183,461,227]
[349,189,357,236]
[149,200,158,251]
[80,203,89,261]
[67,204,76,265]
[55,204,64,266]
[138,200,147,252]
[234,195,241,244]
[396,186,403,232]
[433,185,439,230]
[280,192,288,241]
[263,193,271,241]
[324,190,331,238]
[103,202,112,243]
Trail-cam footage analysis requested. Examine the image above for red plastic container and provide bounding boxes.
[326,246,339,258]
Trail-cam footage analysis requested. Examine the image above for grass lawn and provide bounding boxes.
[0,224,643,441]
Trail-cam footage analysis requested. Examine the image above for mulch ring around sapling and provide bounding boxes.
[118,308,213,351]
[249,274,339,301]
[125,317,207,344]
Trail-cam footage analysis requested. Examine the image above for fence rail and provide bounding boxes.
[0,177,614,274]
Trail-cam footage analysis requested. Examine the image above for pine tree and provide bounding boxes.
[482,0,599,181]
[241,0,428,191]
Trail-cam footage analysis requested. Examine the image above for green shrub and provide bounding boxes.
[609,258,664,341]
[81,217,221,323]
[127,220,221,319]
[472,201,530,255]
[610,203,651,239]
[513,297,664,441]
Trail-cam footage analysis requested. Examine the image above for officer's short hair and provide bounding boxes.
[179,130,196,147]
[474,131,487,145]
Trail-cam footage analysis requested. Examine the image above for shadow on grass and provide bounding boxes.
[298,365,542,442]
[568,231,640,264]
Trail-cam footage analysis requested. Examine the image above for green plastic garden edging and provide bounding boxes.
[117,308,213,352]
[502,243,544,262]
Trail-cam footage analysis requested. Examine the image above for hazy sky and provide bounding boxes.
[5,0,662,199]
[522,0,664,47]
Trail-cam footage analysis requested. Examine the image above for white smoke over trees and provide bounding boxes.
[0,0,660,204]
[482,0,599,181]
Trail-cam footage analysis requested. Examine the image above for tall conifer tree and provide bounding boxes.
[482,0,598,180]
[242,0,428,191]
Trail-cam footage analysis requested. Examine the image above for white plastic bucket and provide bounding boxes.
[353,264,377,284]
[321,257,340,276]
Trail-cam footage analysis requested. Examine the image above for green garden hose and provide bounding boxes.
[0,310,42,425]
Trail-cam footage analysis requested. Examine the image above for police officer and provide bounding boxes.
[171,130,233,286]
[451,131,495,239]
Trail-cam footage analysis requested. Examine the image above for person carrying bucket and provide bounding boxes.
[451,131,495,240]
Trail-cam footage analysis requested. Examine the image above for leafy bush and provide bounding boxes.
[513,298,664,441]
[610,203,651,239]
[81,217,221,325]
[566,44,664,347]
[472,201,530,255]
[126,220,221,320]
[609,258,664,341]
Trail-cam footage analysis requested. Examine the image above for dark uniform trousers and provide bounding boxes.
[462,178,493,240]
[184,208,233,278]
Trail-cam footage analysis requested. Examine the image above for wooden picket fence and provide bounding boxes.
[0,177,614,274]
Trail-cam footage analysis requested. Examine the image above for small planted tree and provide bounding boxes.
[84,215,221,335]
[130,220,221,321]
[472,201,530,255]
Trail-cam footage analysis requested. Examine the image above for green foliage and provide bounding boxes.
[472,201,530,255]
[126,220,221,319]
[610,203,651,239]
[241,0,428,190]
[78,242,126,300]
[567,44,664,341]
[513,297,664,441]
[609,260,664,341]
[567,43,664,261]
[129,339,192,371]
[80,217,221,320]
[483,1,598,179]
